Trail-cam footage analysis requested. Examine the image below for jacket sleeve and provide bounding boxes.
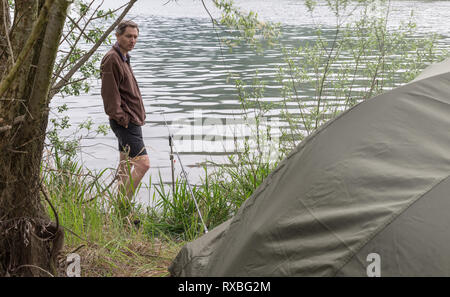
[100,55,130,127]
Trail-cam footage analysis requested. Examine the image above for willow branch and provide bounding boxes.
[58,0,95,46]
[50,0,137,99]
[52,1,103,87]
[91,2,129,20]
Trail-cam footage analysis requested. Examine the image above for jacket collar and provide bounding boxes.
[113,42,130,63]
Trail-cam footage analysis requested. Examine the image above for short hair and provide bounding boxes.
[116,20,139,36]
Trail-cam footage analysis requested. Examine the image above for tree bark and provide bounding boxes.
[0,0,51,99]
[0,0,12,75]
[0,0,69,277]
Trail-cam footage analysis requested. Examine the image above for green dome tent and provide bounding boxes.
[169,59,450,277]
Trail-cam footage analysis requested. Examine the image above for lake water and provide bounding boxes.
[49,0,450,205]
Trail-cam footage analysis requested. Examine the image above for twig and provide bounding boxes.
[58,0,96,46]
[14,265,55,277]
[50,0,138,99]
[39,178,59,240]
[53,1,104,85]
[50,76,88,92]
[91,2,129,21]
[61,224,97,246]
[201,0,228,72]
[0,97,25,101]
[285,55,310,135]
[70,244,86,254]
[14,130,46,149]
[67,15,95,43]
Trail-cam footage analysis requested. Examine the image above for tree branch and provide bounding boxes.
[67,15,95,43]
[49,0,138,99]
[52,1,105,87]
[0,0,56,99]
[91,2,129,21]
[14,264,54,277]
[27,0,70,119]
[58,0,95,47]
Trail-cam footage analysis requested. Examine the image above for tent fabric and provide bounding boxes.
[338,175,450,276]
[412,58,450,82]
[168,63,450,277]
[169,219,231,277]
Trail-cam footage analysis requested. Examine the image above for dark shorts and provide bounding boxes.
[109,119,147,158]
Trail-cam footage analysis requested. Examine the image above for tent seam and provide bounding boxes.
[284,72,450,164]
[332,173,450,276]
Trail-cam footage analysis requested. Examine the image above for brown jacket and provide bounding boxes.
[100,45,146,127]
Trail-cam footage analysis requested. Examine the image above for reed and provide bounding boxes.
[144,149,276,241]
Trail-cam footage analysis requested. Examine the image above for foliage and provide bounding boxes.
[46,107,108,166]
[227,0,446,156]
[209,0,280,52]
[52,1,123,97]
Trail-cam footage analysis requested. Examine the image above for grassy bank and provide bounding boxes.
[41,145,276,277]
[41,158,178,276]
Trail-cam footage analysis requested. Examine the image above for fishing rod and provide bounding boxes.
[154,0,235,235]
[169,135,176,195]
[162,108,209,234]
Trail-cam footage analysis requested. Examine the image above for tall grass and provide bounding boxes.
[42,157,126,246]
[144,149,276,241]
[41,140,276,245]
[41,153,185,276]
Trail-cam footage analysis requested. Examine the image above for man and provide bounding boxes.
[101,20,150,200]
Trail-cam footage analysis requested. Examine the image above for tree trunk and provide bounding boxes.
[0,0,12,77]
[0,0,69,277]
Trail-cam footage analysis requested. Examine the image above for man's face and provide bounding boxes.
[116,26,139,53]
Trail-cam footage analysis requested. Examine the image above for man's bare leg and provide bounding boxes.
[117,154,150,200]
[117,152,131,196]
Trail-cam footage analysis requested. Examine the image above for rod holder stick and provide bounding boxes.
[169,135,176,195]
